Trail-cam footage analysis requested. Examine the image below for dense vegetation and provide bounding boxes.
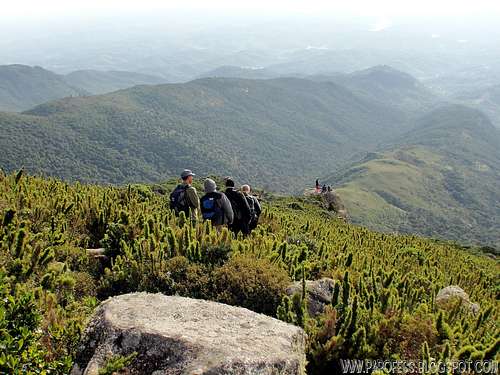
[1,67,498,253]
[0,65,85,112]
[0,75,413,190]
[327,105,500,249]
[1,171,498,373]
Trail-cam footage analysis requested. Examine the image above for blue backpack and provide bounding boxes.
[201,192,223,224]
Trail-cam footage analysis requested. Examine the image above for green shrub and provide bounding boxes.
[212,254,290,315]
[166,256,211,299]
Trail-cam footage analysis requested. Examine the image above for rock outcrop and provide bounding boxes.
[303,188,349,221]
[435,285,480,315]
[322,191,349,221]
[286,278,335,318]
[71,293,306,375]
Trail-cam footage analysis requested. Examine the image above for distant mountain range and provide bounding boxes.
[198,66,279,80]
[64,69,167,95]
[0,75,416,189]
[0,64,167,111]
[0,65,499,246]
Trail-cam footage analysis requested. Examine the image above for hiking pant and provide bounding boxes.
[229,220,250,236]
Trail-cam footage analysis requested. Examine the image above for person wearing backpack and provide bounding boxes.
[169,169,200,221]
[241,184,261,232]
[224,177,251,235]
[200,178,233,229]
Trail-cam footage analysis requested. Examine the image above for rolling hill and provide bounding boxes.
[0,64,86,112]
[200,65,441,117]
[0,76,412,190]
[454,84,500,128]
[64,69,167,94]
[0,64,168,111]
[325,66,441,115]
[326,105,500,247]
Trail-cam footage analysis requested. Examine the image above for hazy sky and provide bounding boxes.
[3,0,500,20]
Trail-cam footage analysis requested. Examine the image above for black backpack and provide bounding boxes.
[201,192,224,224]
[170,184,189,214]
[245,195,257,221]
[226,190,243,221]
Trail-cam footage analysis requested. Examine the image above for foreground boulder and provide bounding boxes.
[71,293,306,375]
[286,278,335,318]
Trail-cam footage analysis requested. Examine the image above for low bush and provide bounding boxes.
[211,254,290,315]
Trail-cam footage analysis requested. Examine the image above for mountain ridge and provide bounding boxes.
[2,76,413,190]
[0,64,168,112]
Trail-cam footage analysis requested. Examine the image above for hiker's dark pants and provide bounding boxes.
[229,220,250,236]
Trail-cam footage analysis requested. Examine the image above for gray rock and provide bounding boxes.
[435,285,480,315]
[71,293,306,375]
[286,278,335,318]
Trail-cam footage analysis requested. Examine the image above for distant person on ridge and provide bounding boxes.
[321,184,327,193]
[315,179,321,193]
[169,169,200,221]
[224,177,251,235]
[200,178,233,229]
[241,184,261,232]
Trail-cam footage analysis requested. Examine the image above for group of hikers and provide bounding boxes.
[169,169,261,235]
[315,179,332,194]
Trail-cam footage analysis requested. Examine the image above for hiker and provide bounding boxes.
[241,184,261,232]
[169,169,200,221]
[315,179,321,193]
[200,178,234,229]
[224,177,251,235]
[327,185,332,192]
[321,184,327,193]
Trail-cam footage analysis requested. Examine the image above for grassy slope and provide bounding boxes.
[329,105,500,247]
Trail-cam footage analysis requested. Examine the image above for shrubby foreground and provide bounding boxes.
[0,171,498,374]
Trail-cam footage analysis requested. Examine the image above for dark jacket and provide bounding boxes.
[225,187,251,232]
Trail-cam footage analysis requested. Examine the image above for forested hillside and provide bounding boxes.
[1,172,498,373]
[0,65,86,112]
[327,105,500,247]
[0,76,412,190]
